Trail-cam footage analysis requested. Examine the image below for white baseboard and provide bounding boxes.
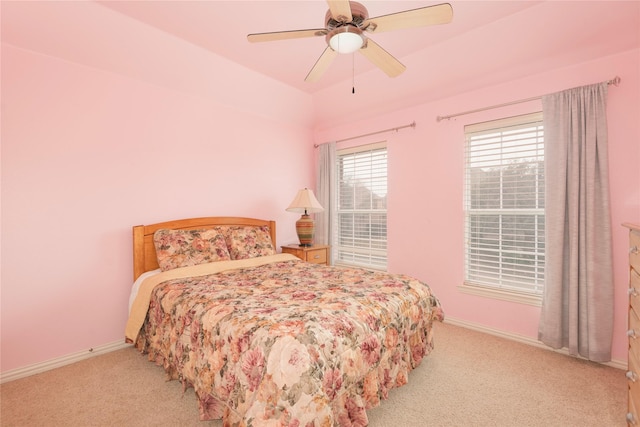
[443,316,627,371]
[1,340,132,384]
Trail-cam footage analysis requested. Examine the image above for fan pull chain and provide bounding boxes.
[352,53,355,94]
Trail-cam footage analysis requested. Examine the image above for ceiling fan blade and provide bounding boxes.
[363,3,453,33]
[327,0,352,23]
[358,38,406,77]
[305,47,339,82]
[248,29,327,43]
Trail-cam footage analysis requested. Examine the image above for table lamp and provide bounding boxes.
[286,188,324,246]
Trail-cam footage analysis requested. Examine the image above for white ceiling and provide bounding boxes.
[2,1,639,126]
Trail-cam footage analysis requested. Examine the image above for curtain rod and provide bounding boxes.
[436,76,621,122]
[315,121,416,148]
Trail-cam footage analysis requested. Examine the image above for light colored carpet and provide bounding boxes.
[0,322,626,426]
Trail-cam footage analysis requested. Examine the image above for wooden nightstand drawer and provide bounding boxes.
[632,230,640,271]
[629,350,640,400]
[305,248,327,264]
[630,307,640,347]
[281,245,330,266]
[632,268,640,317]
[628,395,639,426]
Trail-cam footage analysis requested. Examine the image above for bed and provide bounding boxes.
[126,216,443,426]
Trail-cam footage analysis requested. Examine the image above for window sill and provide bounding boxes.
[458,282,542,307]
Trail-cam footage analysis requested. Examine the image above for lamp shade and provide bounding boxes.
[286,188,324,214]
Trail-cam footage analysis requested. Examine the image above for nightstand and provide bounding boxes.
[281,244,330,265]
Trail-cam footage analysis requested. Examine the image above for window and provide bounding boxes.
[463,112,545,304]
[335,142,387,270]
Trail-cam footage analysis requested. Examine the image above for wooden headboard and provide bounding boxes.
[132,216,276,281]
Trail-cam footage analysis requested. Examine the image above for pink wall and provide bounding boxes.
[314,49,640,364]
[1,44,314,372]
[2,24,638,376]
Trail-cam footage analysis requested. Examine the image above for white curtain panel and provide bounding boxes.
[315,142,336,262]
[538,82,614,362]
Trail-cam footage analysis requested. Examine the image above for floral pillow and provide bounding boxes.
[153,228,231,272]
[223,225,275,260]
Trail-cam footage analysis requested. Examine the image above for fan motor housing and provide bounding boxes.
[325,1,368,30]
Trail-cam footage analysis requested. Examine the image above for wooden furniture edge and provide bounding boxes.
[132,216,276,281]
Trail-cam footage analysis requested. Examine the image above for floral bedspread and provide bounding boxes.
[135,257,444,426]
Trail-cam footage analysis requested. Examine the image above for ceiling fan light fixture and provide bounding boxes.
[327,26,364,54]
[249,1,453,82]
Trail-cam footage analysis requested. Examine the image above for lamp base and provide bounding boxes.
[295,214,315,246]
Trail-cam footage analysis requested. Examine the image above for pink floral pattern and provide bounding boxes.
[136,259,444,426]
[220,225,275,260]
[153,228,230,271]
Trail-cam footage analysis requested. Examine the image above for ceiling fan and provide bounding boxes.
[247,1,453,83]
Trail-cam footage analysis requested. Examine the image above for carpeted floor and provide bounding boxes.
[0,322,627,426]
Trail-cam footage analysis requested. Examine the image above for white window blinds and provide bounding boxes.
[464,112,545,295]
[336,142,387,270]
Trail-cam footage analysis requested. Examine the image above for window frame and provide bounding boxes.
[334,141,388,271]
[459,112,545,306]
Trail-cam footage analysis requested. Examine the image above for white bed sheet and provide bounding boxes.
[128,268,161,314]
